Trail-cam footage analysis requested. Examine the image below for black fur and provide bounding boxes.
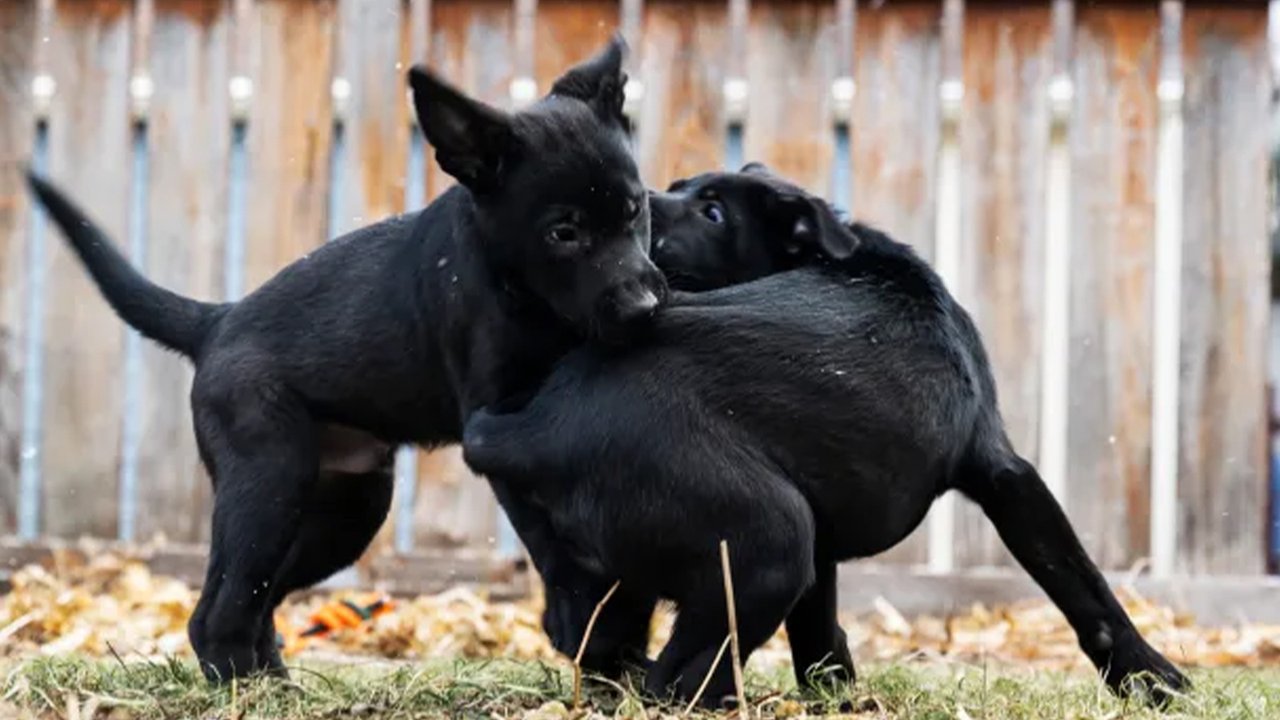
[463,167,1189,706]
[26,35,667,683]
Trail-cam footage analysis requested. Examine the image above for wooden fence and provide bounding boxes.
[0,0,1275,587]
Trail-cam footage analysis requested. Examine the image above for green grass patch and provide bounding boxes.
[2,656,1278,719]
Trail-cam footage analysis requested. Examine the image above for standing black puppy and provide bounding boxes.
[26,36,666,682]
[464,166,1188,706]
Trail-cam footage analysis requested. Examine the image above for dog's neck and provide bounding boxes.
[427,196,578,415]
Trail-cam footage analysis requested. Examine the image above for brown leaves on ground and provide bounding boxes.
[3,551,1279,673]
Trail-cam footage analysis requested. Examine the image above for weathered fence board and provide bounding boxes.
[241,0,335,290]
[851,0,941,261]
[1067,2,1160,569]
[954,2,1052,568]
[535,0,618,93]
[744,0,836,193]
[852,0,942,567]
[635,0,728,188]
[330,0,410,562]
[1177,2,1271,575]
[423,0,513,199]
[41,0,134,539]
[411,0,516,550]
[132,0,230,544]
[0,0,37,536]
[0,0,1274,579]
[331,0,409,235]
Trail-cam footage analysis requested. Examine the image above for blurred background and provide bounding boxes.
[0,0,1277,620]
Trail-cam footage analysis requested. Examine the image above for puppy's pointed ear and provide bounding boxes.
[740,162,773,176]
[409,66,515,192]
[550,33,629,127]
[774,193,860,261]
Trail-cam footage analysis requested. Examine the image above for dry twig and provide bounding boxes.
[720,540,748,718]
[682,635,733,716]
[572,580,621,709]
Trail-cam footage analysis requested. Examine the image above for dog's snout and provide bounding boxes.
[599,266,669,332]
[614,285,661,323]
[647,190,682,233]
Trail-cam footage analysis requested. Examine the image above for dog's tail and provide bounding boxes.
[27,171,226,358]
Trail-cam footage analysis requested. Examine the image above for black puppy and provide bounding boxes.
[26,36,666,682]
[463,165,1188,706]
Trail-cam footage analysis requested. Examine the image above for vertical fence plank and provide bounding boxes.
[331,0,409,236]
[852,0,940,567]
[0,0,38,536]
[40,0,134,539]
[131,0,229,543]
[635,0,728,188]
[953,2,1052,568]
[1178,3,1270,575]
[851,0,940,261]
[424,0,513,200]
[1067,2,1159,570]
[534,0,619,93]
[744,0,836,193]
[241,0,335,290]
[411,0,516,550]
[330,0,410,564]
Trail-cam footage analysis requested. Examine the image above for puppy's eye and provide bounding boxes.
[546,224,579,244]
[702,202,725,224]
[624,197,642,221]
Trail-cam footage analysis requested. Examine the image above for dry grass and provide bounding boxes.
[2,656,1279,719]
[4,551,1280,717]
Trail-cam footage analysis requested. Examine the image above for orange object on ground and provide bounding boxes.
[275,595,395,656]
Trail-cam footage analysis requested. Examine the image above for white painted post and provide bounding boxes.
[927,78,963,574]
[1039,74,1073,504]
[926,0,964,573]
[1149,1,1185,579]
[1039,0,1075,506]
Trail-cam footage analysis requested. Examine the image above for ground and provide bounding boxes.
[2,552,1279,718]
[2,657,1279,719]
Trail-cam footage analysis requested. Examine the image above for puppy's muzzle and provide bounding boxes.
[598,269,670,332]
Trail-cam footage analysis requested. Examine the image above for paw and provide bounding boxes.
[196,641,260,684]
[648,646,735,709]
[1100,632,1189,706]
[798,645,856,693]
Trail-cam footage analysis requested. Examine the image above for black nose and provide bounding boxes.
[647,190,681,233]
[613,284,661,323]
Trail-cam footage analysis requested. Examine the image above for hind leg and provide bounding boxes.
[646,483,815,707]
[648,557,813,707]
[957,452,1188,701]
[187,381,317,682]
[488,473,656,678]
[253,465,395,672]
[543,573,657,677]
[784,561,854,691]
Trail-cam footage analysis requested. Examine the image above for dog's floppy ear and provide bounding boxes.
[408,66,515,192]
[550,33,629,127]
[772,193,860,261]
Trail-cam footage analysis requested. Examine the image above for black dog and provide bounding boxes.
[27,36,666,682]
[464,165,1189,706]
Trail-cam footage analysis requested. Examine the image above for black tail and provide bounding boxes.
[27,171,225,358]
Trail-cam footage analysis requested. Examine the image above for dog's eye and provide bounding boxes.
[624,198,642,221]
[701,202,725,224]
[546,224,580,244]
